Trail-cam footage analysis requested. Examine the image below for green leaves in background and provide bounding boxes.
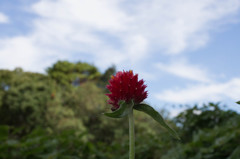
[1,61,240,159]
[134,104,180,140]
[103,101,134,118]
[0,125,9,141]
[236,101,240,105]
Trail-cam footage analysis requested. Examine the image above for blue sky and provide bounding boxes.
[0,0,240,116]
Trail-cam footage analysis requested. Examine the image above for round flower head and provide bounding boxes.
[106,70,148,111]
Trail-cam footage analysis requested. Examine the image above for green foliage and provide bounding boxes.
[0,61,240,159]
[175,103,237,142]
[47,61,101,86]
[0,69,54,133]
[0,126,95,159]
[98,65,116,88]
[162,103,240,159]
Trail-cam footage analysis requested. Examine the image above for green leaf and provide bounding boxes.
[236,101,240,105]
[134,104,180,140]
[103,101,134,118]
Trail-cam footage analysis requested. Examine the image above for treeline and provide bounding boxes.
[0,61,239,159]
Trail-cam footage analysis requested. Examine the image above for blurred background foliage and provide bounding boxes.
[0,60,239,159]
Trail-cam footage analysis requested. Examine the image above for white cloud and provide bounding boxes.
[155,59,212,82]
[0,36,57,72]
[0,0,240,72]
[155,78,240,103]
[0,12,9,23]
[131,0,240,54]
[32,0,130,31]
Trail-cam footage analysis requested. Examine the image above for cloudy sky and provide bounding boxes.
[0,0,240,115]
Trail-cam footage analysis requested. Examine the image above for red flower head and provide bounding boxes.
[106,70,148,111]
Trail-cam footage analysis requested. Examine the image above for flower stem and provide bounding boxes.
[128,108,135,159]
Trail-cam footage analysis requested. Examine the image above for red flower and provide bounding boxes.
[106,70,148,111]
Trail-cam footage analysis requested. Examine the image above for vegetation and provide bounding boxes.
[0,61,239,159]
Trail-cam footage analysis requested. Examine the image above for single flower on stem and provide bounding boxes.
[106,70,148,111]
[104,70,180,159]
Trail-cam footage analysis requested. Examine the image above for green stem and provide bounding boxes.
[128,108,135,159]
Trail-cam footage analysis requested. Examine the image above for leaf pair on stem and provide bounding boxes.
[104,100,180,140]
